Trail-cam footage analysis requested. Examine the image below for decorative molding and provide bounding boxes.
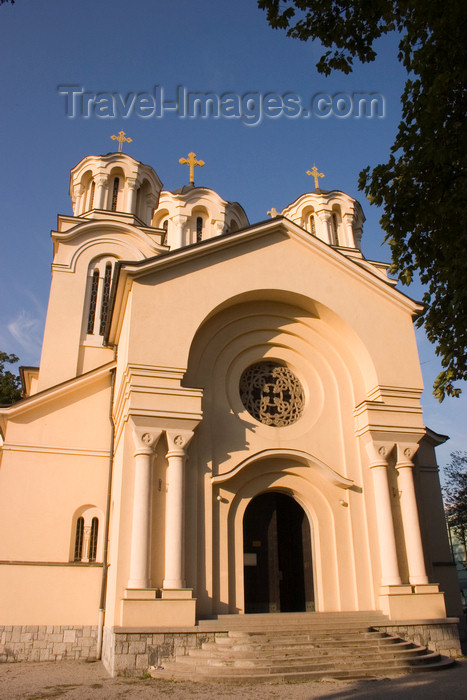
[0,560,103,567]
[0,443,110,458]
[211,448,354,489]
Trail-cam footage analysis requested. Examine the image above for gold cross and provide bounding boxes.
[267,208,279,217]
[111,130,132,153]
[179,151,205,185]
[306,165,324,189]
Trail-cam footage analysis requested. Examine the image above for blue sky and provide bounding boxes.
[0,0,464,469]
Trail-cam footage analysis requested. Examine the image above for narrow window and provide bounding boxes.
[111,177,119,212]
[99,263,112,335]
[89,181,95,210]
[310,214,316,236]
[196,216,203,242]
[87,269,100,334]
[162,219,168,245]
[74,517,84,561]
[88,518,99,562]
[331,213,339,245]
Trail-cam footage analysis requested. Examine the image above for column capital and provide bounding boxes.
[74,183,86,196]
[316,209,331,222]
[129,417,163,454]
[395,442,420,469]
[166,429,194,457]
[94,174,109,188]
[364,440,395,468]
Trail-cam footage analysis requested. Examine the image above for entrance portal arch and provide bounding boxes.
[243,491,314,613]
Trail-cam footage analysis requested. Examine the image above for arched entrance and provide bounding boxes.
[243,492,314,613]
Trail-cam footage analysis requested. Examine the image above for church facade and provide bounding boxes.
[0,150,461,673]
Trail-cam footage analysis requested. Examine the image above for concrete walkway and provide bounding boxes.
[0,658,466,699]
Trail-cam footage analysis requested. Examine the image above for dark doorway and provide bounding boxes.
[243,491,314,613]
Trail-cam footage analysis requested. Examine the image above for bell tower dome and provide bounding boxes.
[281,189,365,250]
[69,152,162,226]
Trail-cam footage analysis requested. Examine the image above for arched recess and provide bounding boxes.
[217,459,344,615]
[79,170,95,214]
[184,290,378,407]
[190,205,210,244]
[106,167,125,211]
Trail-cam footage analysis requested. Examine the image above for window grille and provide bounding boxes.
[310,214,316,236]
[162,219,168,245]
[331,213,339,245]
[196,216,203,242]
[111,177,119,211]
[239,362,305,427]
[99,263,112,335]
[88,518,99,562]
[87,269,99,334]
[74,517,84,561]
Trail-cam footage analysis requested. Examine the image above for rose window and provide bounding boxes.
[239,362,305,426]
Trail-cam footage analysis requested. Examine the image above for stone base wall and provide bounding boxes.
[102,626,228,676]
[0,626,97,663]
[376,619,461,658]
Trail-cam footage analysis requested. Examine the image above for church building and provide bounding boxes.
[0,144,461,674]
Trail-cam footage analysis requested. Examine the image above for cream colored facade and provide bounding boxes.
[0,152,461,662]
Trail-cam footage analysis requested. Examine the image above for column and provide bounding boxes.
[145,193,158,226]
[342,212,355,247]
[366,442,402,586]
[127,429,162,589]
[172,215,188,249]
[396,444,429,585]
[126,177,138,215]
[94,174,109,210]
[316,210,332,245]
[73,184,85,216]
[163,431,193,589]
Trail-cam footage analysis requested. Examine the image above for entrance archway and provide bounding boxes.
[243,492,314,613]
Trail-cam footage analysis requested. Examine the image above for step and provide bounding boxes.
[197,611,388,629]
[194,639,415,658]
[179,646,426,667]
[210,631,389,647]
[151,656,455,682]
[149,612,455,682]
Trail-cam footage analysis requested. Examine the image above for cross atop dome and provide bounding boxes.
[111,130,132,153]
[179,151,205,185]
[306,165,324,189]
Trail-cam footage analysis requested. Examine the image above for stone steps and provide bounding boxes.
[150,612,455,681]
[192,637,415,658]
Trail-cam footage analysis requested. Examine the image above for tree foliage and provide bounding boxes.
[0,351,22,405]
[258,1,467,400]
[444,451,467,547]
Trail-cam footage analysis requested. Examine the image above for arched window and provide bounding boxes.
[88,518,99,562]
[87,270,100,334]
[84,259,115,339]
[71,508,103,563]
[331,213,339,245]
[111,177,119,212]
[310,214,316,236]
[89,181,95,210]
[74,517,84,561]
[196,216,203,242]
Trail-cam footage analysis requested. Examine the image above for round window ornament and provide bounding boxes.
[239,362,305,427]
